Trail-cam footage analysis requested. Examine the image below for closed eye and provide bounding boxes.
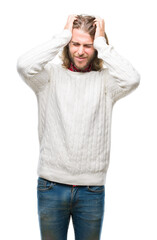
[71,41,93,48]
[72,42,80,46]
[84,44,93,48]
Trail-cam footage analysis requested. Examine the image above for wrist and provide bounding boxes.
[62,29,72,38]
[95,32,105,40]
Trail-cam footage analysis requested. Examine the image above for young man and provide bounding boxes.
[17,15,140,240]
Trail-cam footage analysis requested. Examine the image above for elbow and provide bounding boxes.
[16,56,25,76]
[124,71,141,93]
[133,71,141,89]
[127,70,140,90]
[17,56,31,79]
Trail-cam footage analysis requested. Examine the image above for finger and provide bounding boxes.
[93,19,101,26]
[94,18,105,29]
[67,14,77,21]
[70,14,77,18]
[94,17,102,21]
[71,15,78,22]
[67,15,77,25]
[94,17,104,24]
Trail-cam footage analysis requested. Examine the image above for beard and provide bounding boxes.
[68,49,96,70]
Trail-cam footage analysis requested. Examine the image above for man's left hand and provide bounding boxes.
[93,17,105,39]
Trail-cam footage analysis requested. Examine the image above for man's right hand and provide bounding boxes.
[64,15,77,33]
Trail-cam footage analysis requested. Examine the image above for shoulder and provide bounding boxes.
[44,61,64,73]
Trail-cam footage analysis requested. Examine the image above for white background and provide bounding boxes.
[0,0,156,239]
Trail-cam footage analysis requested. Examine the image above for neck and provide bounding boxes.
[68,62,92,72]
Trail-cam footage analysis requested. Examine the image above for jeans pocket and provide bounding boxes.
[37,177,56,191]
[87,185,105,193]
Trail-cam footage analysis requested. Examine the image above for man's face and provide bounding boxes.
[68,28,96,70]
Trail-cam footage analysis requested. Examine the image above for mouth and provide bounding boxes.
[75,56,87,62]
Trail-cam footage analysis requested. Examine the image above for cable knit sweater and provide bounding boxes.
[17,29,140,186]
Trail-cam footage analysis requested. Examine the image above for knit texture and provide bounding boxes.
[17,29,140,186]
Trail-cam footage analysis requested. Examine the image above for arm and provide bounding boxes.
[17,30,71,93]
[93,18,140,103]
[17,15,77,93]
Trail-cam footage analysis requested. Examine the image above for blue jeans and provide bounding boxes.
[37,177,105,240]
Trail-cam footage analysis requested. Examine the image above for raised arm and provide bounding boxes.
[17,15,77,93]
[93,17,140,103]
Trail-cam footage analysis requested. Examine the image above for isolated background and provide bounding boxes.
[0,0,156,239]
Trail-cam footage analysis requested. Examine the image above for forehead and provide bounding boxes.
[71,28,93,44]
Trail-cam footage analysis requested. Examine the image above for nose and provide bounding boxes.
[78,45,84,55]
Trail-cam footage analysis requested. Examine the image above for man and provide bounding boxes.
[17,14,140,240]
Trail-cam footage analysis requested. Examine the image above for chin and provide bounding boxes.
[75,63,88,70]
[77,66,86,70]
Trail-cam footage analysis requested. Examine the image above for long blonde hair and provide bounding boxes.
[61,15,109,71]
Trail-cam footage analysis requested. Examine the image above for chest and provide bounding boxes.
[54,74,106,111]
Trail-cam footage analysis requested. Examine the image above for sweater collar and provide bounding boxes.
[68,62,92,72]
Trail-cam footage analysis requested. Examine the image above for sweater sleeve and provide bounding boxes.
[17,29,72,93]
[93,37,140,103]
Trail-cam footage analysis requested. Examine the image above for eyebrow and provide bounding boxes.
[71,41,93,46]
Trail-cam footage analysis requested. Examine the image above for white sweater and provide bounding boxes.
[17,29,140,186]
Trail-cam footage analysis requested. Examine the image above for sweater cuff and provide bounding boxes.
[93,36,108,51]
[52,29,72,43]
[62,29,72,39]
